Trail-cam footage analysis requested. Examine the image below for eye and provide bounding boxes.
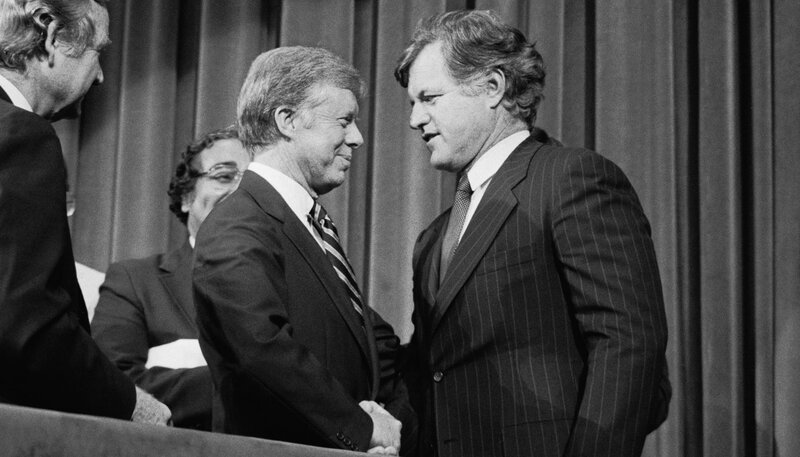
[199,165,242,184]
[339,116,356,128]
[211,172,237,184]
[419,94,441,104]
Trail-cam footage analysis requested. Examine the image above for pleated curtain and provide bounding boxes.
[56,1,800,456]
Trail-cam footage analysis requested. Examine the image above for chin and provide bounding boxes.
[430,156,458,173]
[315,177,346,195]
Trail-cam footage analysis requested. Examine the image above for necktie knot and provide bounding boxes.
[310,200,328,225]
[456,174,472,195]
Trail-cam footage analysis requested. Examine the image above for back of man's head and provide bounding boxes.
[236,46,364,154]
[395,9,545,128]
[0,0,107,72]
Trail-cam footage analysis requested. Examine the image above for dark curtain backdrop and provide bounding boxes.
[55,1,799,456]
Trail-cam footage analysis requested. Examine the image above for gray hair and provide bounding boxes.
[0,0,107,71]
[237,46,364,153]
[395,9,545,128]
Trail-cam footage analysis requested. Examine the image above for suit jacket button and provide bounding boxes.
[433,371,443,382]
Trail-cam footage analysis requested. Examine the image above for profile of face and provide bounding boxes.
[182,138,250,238]
[46,4,110,119]
[406,41,497,173]
[291,84,363,196]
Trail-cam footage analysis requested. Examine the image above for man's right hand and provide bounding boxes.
[131,386,171,426]
[360,400,401,454]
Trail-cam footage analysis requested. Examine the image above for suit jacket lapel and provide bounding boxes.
[240,172,375,375]
[414,213,447,309]
[432,138,545,332]
[158,241,196,326]
[0,87,10,104]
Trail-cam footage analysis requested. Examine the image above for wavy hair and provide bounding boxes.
[395,9,545,128]
[0,0,107,71]
[237,46,364,153]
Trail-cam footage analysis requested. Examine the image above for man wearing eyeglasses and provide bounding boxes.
[91,126,250,430]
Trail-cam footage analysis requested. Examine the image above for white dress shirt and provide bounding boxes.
[0,73,33,112]
[247,162,326,251]
[459,130,530,242]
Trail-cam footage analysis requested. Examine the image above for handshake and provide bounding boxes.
[360,400,402,455]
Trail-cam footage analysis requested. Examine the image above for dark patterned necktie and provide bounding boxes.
[308,201,364,319]
[439,174,473,283]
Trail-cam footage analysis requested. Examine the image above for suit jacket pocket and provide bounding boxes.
[475,244,539,276]
[501,419,571,457]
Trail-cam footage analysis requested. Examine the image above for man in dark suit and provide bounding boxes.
[193,46,416,455]
[395,10,670,457]
[92,126,249,430]
[0,0,169,423]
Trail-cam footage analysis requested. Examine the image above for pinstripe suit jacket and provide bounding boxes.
[407,136,669,457]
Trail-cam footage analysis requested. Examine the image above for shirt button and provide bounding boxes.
[433,371,443,382]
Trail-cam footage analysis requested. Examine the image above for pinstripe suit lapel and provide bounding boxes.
[426,219,446,302]
[412,213,447,316]
[432,138,544,332]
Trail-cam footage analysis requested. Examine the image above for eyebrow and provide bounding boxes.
[410,88,440,101]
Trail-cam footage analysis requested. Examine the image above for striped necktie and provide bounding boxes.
[308,201,364,319]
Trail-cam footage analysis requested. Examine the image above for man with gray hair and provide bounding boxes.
[193,46,416,455]
[396,10,669,457]
[0,0,170,424]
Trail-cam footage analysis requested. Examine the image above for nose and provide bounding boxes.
[346,123,364,149]
[409,102,429,130]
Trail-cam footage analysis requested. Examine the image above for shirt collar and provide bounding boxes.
[466,130,530,191]
[247,162,315,218]
[0,73,33,112]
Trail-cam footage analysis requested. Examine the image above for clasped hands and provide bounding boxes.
[360,400,401,455]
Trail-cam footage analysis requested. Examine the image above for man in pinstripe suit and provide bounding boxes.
[395,10,670,457]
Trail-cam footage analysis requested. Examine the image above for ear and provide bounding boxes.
[274,105,299,139]
[181,193,194,214]
[34,10,60,67]
[483,69,507,109]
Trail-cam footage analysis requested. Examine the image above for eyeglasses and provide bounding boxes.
[193,164,244,185]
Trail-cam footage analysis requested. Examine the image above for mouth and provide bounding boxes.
[422,132,438,143]
[337,154,352,168]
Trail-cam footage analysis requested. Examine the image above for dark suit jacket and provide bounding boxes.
[193,171,416,453]
[92,241,213,430]
[406,135,669,457]
[0,88,135,418]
